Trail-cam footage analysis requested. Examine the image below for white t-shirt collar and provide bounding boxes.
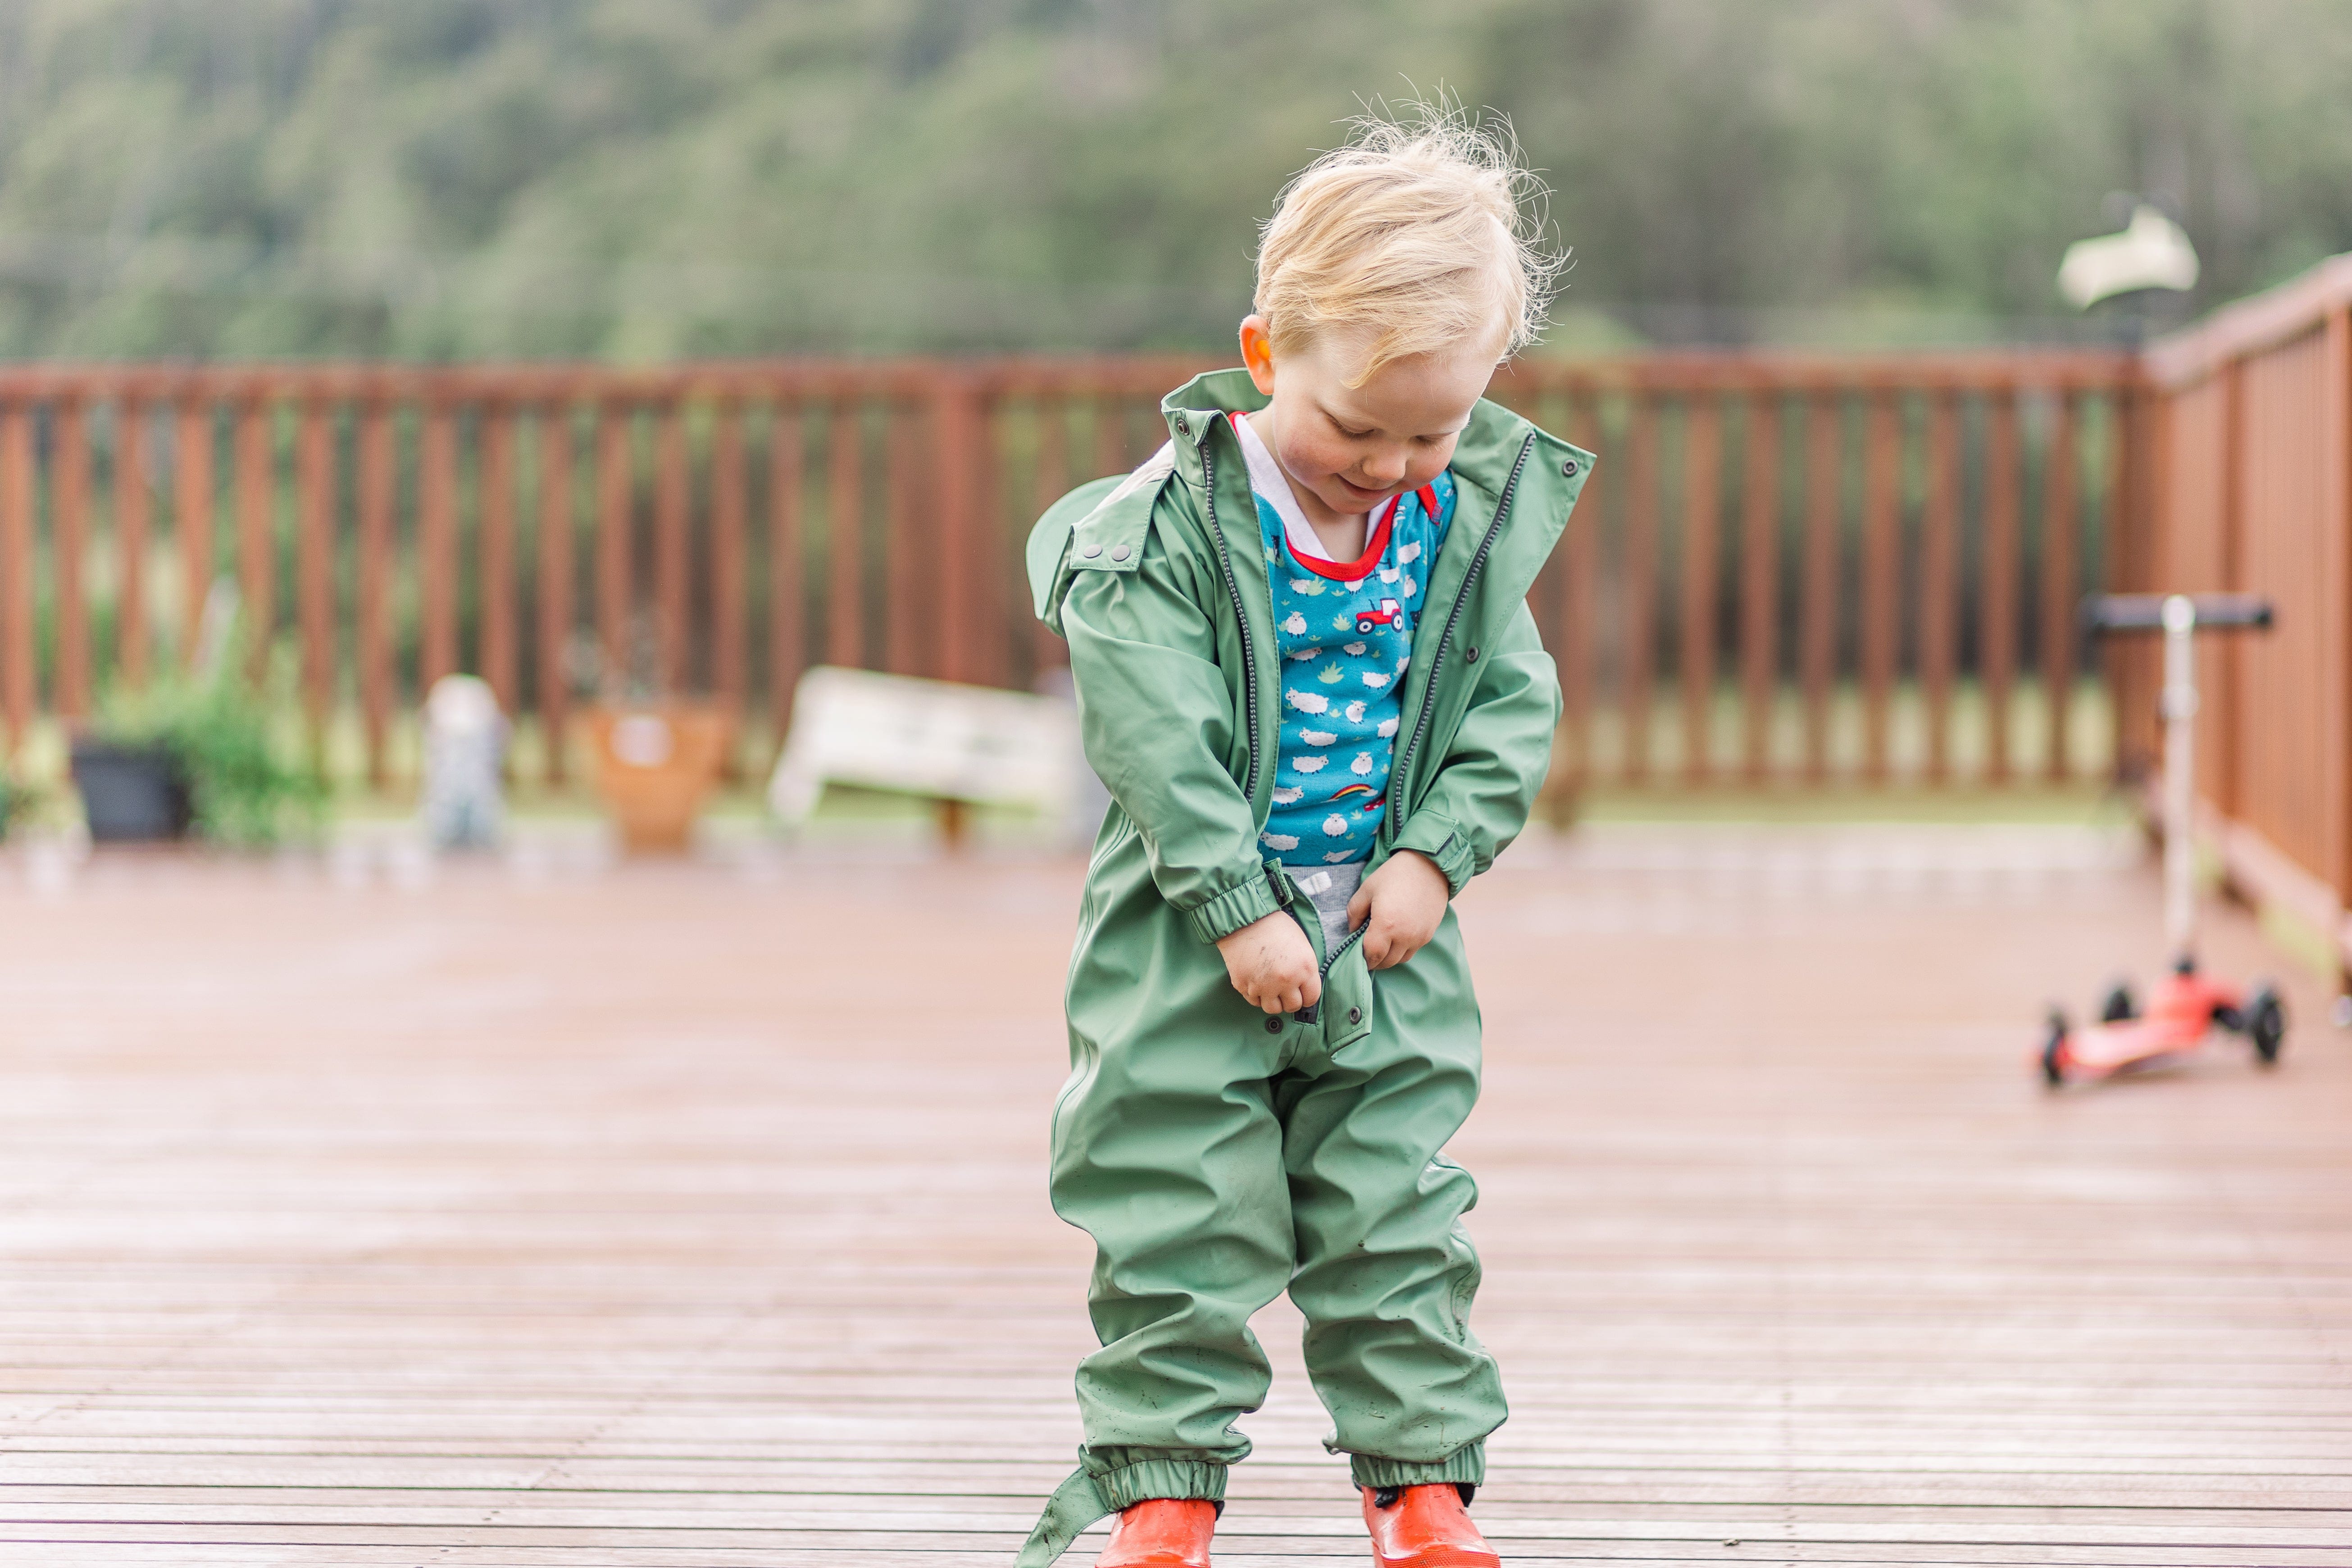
[1233,411,1389,565]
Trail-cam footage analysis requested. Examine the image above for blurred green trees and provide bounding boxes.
[0,0,2346,358]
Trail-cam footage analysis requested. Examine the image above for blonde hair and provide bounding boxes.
[1254,105,1559,386]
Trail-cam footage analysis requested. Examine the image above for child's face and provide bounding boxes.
[1239,315,1497,522]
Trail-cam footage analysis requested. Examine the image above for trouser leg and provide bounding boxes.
[1280,912,1504,1488]
[1050,1001,1293,1509]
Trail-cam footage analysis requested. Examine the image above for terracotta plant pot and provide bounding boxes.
[586,704,733,853]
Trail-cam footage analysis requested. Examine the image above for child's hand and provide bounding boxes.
[1347,850,1450,970]
[1215,912,1322,1015]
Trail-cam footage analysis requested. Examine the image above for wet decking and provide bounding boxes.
[0,824,2345,1566]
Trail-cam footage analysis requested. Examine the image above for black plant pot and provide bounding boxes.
[71,740,193,842]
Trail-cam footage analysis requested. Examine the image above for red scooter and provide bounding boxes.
[2042,593,2285,1086]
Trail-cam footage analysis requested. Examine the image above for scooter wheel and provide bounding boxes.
[2041,1012,2069,1088]
[2247,986,2285,1066]
[2098,982,2138,1023]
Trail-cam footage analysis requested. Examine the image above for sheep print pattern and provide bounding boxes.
[1242,437,1455,868]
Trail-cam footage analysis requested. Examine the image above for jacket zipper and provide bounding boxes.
[1294,432,1535,1026]
[1198,439,1264,803]
[1318,921,1367,980]
[1385,432,1538,844]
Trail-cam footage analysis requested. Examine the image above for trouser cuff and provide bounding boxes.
[1348,1441,1484,1490]
[1092,1458,1228,1510]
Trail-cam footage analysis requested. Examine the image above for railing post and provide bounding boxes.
[2039,391,2078,783]
[711,397,747,772]
[0,398,32,751]
[54,394,90,720]
[356,395,396,789]
[2323,305,2352,914]
[653,396,690,693]
[1559,390,1602,800]
[480,398,519,714]
[2106,376,2161,789]
[1981,390,2019,784]
[595,398,633,680]
[537,400,576,786]
[419,392,459,693]
[234,393,274,682]
[117,396,152,691]
[1799,394,1839,785]
[885,399,924,678]
[1622,396,1658,784]
[1679,395,1720,785]
[1858,391,1900,786]
[296,394,336,762]
[1919,391,1959,786]
[827,386,865,670]
[1738,391,1778,785]
[1029,392,1070,681]
[768,400,806,754]
[175,391,214,670]
[932,370,988,686]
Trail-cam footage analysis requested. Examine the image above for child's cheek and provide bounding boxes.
[1409,437,1460,488]
[1285,432,1348,486]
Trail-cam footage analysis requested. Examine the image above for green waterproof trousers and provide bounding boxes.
[1017,845,1504,1565]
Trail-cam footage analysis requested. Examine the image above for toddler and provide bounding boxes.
[1020,111,1592,1568]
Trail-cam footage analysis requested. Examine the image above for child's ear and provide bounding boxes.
[1239,316,1278,395]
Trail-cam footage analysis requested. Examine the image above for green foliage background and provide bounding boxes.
[1,0,2348,358]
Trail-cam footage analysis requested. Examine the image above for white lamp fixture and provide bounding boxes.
[2057,204,2200,310]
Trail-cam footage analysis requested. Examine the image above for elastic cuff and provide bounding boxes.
[1348,1442,1484,1490]
[1389,810,1474,895]
[1181,873,1282,944]
[1092,1458,1228,1509]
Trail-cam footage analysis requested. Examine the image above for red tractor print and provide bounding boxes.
[1355,598,1408,636]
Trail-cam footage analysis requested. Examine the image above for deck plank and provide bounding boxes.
[0,825,2345,1565]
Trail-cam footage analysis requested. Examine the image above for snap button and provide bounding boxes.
[1174,414,1190,436]
[1466,646,1481,662]
[1348,1006,1362,1024]
[1561,458,1579,477]
[1082,542,1103,558]
[1110,545,1131,561]
[1264,1015,1282,1033]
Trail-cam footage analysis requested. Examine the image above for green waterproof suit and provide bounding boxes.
[1017,370,1592,1566]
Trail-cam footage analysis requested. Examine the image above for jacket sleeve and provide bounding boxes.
[1060,540,1281,945]
[1389,601,1561,895]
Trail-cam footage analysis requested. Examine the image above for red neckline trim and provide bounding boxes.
[1225,415,1442,581]
[1291,498,1396,581]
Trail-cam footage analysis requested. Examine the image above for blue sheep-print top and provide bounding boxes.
[1233,415,1456,868]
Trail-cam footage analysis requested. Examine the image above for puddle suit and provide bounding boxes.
[1018,370,1593,1564]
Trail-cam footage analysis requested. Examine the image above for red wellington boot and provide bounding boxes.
[1096,1498,1218,1568]
[1361,1484,1500,1568]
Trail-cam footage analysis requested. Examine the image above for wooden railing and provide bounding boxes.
[1491,354,2147,793]
[0,351,2144,791]
[2146,255,2352,973]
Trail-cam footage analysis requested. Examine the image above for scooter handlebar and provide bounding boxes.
[2080,592,2275,635]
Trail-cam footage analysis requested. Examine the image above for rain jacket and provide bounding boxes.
[1029,368,1591,1017]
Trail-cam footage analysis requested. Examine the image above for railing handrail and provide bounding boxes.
[0,347,2144,404]
[2145,252,2352,389]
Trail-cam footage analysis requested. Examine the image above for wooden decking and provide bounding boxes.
[0,824,2346,1565]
